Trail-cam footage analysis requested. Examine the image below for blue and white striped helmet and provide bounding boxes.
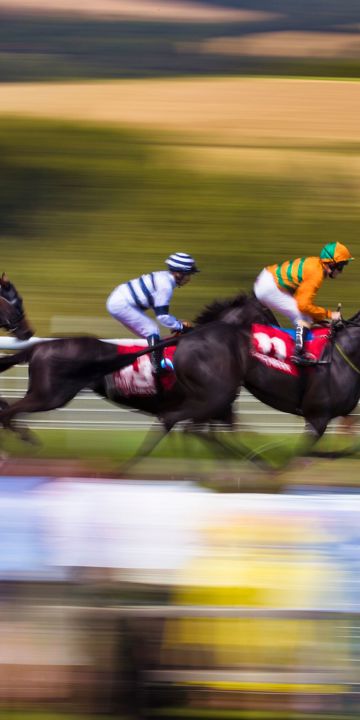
[165,252,199,274]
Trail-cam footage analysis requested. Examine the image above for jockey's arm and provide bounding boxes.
[294,278,332,323]
[155,307,183,331]
[153,277,183,332]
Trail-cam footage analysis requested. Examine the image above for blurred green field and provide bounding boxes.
[2,427,360,489]
[0,115,359,337]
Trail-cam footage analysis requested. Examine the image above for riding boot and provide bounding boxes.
[291,324,317,366]
[147,334,163,376]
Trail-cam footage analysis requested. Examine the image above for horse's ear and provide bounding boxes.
[0,272,10,287]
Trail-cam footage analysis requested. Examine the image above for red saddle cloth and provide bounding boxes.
[251,324,331,376]
[111,342,177,396]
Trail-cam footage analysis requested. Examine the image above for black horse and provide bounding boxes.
[0,292,358,462]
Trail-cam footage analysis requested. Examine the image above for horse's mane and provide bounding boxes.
[194,292,250,325]
[194,291,279,327]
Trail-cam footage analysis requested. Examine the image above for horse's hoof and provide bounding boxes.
[18,429,41,446]
[0,451,9,466]
[27,433,41,447]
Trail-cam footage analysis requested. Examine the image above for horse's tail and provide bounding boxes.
[0,335,181,378]
[0,347,34,373]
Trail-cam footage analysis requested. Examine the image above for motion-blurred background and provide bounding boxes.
[0,0,359,335]
[0,1,360,718]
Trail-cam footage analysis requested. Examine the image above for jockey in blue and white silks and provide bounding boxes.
[106,252,199,374]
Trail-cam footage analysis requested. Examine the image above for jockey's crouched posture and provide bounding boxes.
[106,252,199,375]
[254,242,353,365]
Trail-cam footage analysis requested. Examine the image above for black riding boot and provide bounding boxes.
[291,324,316,366]
[147,334,163,375]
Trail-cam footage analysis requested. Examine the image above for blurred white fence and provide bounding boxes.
[0,336,357,433]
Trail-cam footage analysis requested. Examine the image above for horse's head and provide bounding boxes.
[0,273,34,340]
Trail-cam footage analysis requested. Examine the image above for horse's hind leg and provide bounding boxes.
[0,393,46,444]
[0,383,84,444]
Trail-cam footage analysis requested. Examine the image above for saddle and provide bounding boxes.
[251,324,332,377]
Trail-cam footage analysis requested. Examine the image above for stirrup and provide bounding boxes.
[291,352,317,366]
[160,357,174,371]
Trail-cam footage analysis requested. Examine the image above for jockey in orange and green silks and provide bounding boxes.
[254,242,353,365]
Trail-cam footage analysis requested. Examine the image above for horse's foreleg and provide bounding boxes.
[118,423,169,475]
[163,382,239,431]
[305,416,360,459]
[161,387,275,471]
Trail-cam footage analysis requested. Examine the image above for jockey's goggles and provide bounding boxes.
[335,261,349,272]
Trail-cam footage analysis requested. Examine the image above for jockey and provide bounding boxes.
[106,252,199,374]
[254,242,353,365]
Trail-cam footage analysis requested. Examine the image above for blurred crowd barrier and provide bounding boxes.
[0,478,359,716]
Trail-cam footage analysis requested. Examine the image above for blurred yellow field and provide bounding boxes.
[194,31,360,58]
[0,77,359,145]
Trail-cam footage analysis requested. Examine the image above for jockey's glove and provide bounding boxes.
[180,320,194,333]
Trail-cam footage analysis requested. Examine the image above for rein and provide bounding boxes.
[331,317,360,375]
[335,341,360,376]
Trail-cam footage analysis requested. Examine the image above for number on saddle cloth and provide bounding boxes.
[251,324,332,374]
[107,341,177,397]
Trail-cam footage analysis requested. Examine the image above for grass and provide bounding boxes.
[151,711,360,720]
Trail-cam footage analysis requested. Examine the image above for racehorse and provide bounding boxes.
[0,292,358,465]
[0,273,33,341]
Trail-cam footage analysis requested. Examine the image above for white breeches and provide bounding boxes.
[254,269,311,326]
[106,290,159,338]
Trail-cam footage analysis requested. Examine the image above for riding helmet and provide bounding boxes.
[166,253,199,274]
[320,242,354,265]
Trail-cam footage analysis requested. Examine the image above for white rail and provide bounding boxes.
[0,337,356,433]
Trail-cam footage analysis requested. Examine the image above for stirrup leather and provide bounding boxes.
[292,324,317,365]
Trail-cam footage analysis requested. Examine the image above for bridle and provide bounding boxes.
[0,295,25,335]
